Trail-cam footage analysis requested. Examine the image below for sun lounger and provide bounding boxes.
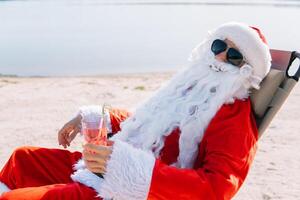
[250,50,300,138]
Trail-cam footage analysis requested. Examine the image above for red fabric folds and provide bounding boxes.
[0,99,258,200]
[0,147,100,200]
[109,108,131,134]
[147,99,258,200]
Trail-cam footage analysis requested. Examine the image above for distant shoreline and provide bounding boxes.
[0,73,18,78]
[96,1,300,8]
[0,71,176,78]
[2,1,299,8]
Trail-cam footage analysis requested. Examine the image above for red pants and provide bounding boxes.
[0,146,101,200]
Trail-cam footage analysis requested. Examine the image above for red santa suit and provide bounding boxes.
[0,22,271,200]
[0,100,256,200]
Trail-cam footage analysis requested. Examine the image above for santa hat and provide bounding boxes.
[210,22,272,83]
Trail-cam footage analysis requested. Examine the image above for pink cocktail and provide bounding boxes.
[82,118,107,145]
[81,117,108,178]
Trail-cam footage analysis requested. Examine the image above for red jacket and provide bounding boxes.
[108,98,258,200]
[0,98,257,200]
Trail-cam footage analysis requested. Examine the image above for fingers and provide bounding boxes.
[85,163,106,174]
[84,159,106,169]
[58,129,68,148]
[83,143,112,155]
[63,132,70,147]
[83,151,108,174]
[107,140,114,146]
[67,131,78,144]
[58,123,72,148]
[83,150,109,164]
[58,117,81,148]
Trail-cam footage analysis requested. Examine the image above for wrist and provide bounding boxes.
[74,113,82,123]
[74,114,82,130]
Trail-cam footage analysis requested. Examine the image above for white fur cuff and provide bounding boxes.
[0,181,10,196]
[99,140,156,200]
[71,160,104,195]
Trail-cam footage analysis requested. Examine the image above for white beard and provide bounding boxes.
[111,40,256,169]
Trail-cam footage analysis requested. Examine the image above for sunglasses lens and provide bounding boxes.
[211,39,227,55]
[227,48,243,66]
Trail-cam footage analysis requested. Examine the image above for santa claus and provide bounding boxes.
[0,22,271,200]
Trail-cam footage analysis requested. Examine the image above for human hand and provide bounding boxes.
[82,142,114,174]
[58,114,82,148]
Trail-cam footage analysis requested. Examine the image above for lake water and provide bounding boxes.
[0,0,300,76]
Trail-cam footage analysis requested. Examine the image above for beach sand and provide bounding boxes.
[0,73,299,199]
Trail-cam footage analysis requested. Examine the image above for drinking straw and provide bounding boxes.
[96,103,110,145]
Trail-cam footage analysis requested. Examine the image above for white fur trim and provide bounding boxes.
[210,22,272,80]
[78,105,112,133]
[73,158,85,170]
[111,49,251,169]
[99,140,155,200]
[0,181,10,196]
[71,162,104,195]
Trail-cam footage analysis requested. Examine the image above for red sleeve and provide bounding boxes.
[147,99,258,200]
[109,108,131,134]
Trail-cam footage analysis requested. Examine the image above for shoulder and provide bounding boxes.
[216,98,252,120]
[205,98,258,141]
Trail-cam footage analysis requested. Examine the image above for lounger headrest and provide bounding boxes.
[250,69,285,117]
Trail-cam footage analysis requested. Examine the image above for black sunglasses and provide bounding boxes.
[211,39,244,67]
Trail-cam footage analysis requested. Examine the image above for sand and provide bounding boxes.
[0,73,299,199]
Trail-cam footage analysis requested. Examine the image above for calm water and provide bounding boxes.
[0,0,300,76]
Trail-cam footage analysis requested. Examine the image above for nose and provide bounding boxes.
[215,51,227,62]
